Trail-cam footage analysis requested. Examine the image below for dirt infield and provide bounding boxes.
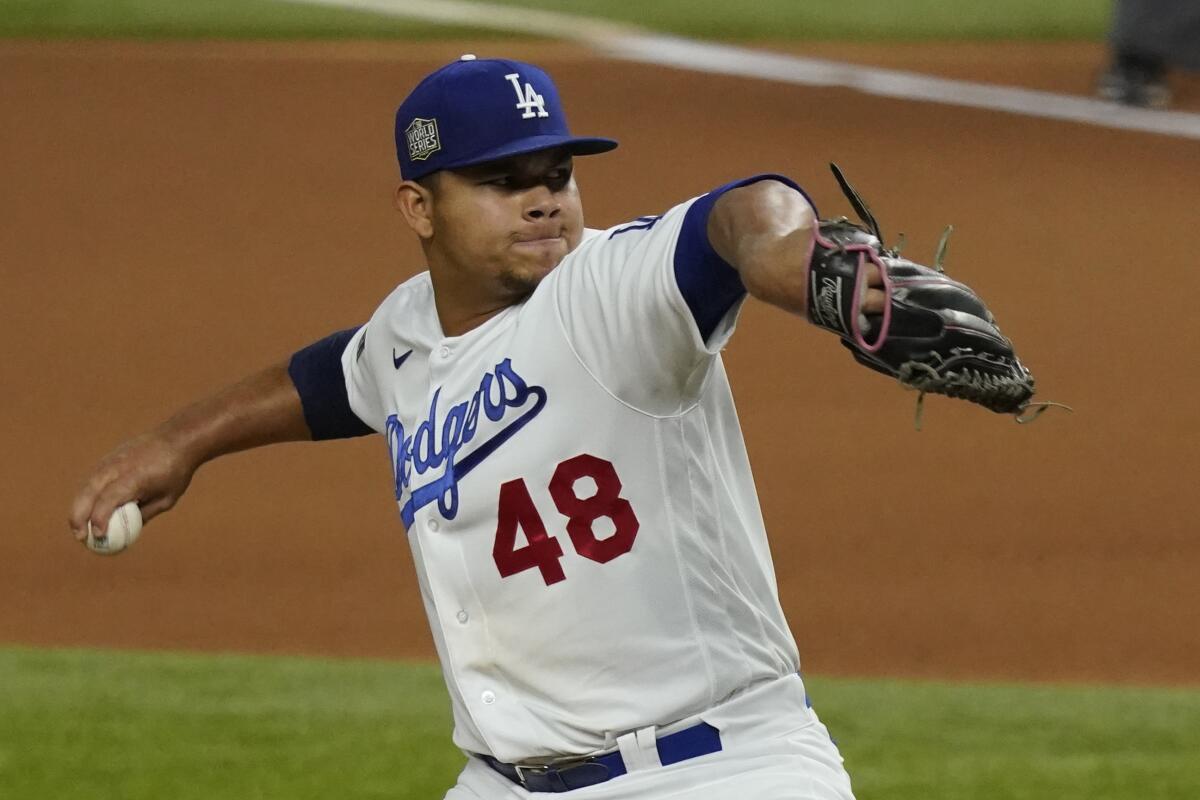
[3,40,1197,685]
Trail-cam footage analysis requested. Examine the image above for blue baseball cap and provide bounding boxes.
[394,55,618,181]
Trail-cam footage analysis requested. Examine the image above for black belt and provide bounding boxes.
[480,721,722,793]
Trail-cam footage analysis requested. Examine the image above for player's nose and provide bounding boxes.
[523,187,560,221]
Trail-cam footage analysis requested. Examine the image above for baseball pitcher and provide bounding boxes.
[70,55,1037,798]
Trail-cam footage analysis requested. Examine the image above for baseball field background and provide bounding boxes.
[3,1,1199,798]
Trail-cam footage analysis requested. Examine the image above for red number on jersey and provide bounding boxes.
[492,455,639,584]
[493,478,567,586]
[548,454,639,564]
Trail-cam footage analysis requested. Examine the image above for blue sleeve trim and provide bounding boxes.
[288,326,374,440]
[674,174,816,342]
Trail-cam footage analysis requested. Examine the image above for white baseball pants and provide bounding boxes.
[443,673,856,800]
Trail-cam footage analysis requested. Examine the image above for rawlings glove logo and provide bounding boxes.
[811,274,847,334]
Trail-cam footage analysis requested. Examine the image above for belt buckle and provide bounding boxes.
[499,752,620,793]
[516,758,598,793]
[514,762,555,788]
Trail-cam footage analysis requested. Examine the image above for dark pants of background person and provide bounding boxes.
[1110,0,1200,71]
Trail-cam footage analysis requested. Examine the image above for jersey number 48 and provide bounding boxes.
[493,453,639,586]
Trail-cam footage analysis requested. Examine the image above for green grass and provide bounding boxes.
[2,646,1198,800]
[0,0,491,40]
[484,0,1113,41]
[813,678,1200,800]
[0,0,1112,41]
[0,646,466,800]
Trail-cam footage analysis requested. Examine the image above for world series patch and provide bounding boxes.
[406,117,441,161]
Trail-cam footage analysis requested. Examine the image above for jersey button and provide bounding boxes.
[438,345,451,359]
[456,610,469,624]
[428,519,440,532]
[481,690,496,705]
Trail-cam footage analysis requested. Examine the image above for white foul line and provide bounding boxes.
[278,0,1200,140]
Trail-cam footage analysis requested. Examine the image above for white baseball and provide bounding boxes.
[85,501,143,556]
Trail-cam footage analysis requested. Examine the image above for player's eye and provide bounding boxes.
[546,166,572,190]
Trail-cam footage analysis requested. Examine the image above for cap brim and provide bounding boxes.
[442,134,618,172]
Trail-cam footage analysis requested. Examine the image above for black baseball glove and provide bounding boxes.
[806,164,1040,420]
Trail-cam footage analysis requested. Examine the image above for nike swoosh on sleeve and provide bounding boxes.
[392,348,413,369]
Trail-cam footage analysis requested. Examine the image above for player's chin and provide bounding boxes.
[508,239,568,279]
[498,260,555,298]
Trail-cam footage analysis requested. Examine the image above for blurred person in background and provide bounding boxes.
[1097,0,1200,108]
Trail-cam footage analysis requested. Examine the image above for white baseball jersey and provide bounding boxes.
[341,184,801,764]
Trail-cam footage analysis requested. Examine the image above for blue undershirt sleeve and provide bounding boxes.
[673,174,817,343]
[287,326,374,440]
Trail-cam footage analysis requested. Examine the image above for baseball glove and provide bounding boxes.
[806,164,1048,424]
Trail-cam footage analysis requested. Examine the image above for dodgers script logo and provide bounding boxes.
[385,358,547,528]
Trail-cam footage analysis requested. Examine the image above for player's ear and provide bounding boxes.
[395,179,435,239]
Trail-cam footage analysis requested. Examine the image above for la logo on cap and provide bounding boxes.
[405,117,441,161]
[505,72,549,119]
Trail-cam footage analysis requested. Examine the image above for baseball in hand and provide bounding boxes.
[85,501,143,556]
